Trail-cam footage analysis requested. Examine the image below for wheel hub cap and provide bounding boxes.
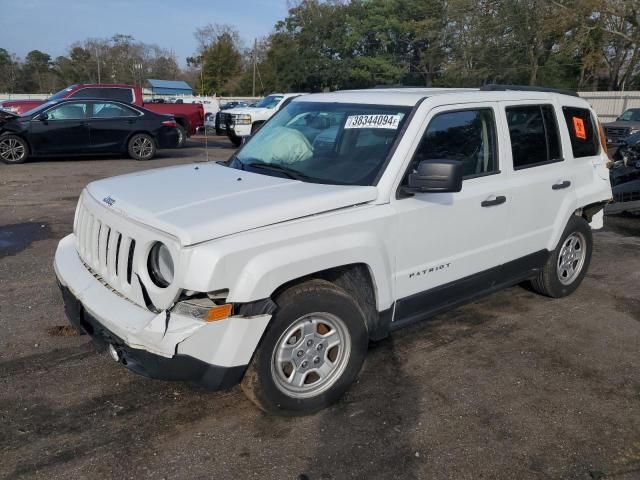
[133,137,153,157]
[0,138,25,161]
[557,231,587,285]
[271,312,351,399]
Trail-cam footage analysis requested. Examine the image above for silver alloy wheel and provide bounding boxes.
[557,231,587,285]
[0,138,26,162]
[132,136,153,158]
[271,312,351,399]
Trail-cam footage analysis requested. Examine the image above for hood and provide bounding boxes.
[0,109,19,125]
[86,163,378,246]
[604,121,640,129]
[222,107,271,116]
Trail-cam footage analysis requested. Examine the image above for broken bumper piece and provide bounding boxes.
[54,234,272,390]
[58,283,246,389]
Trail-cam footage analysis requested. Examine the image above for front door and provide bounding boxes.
[30,102,90,154]
[392,104,515,325]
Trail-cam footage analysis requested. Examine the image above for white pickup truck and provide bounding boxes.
[55,86,612,415]
[219,93,305,146]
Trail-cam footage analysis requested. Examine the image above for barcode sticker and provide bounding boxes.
[344,114,402,129]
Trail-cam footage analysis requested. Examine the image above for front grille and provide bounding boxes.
[75,196,137,292]
[605,126,631,142]
[614,190,640,203]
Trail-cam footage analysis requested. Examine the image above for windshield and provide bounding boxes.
[618,109,640,122]
[22,100,58,117]
[231,101,411,186]
[48,85,77,101]
[254,95,284,109]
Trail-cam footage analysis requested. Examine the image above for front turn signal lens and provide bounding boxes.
[205,304,233,322]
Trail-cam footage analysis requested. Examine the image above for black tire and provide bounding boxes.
[530,215,593,298]
[241,279,369,416]
[127,133,156,161]
[228,133,243,147]
[250,122,263,135]
[0,134,29,164]
[176,125,187,148]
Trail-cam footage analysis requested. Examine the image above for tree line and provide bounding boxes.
[2,0,639,95]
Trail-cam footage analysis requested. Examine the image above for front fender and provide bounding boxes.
[230,231,393,310]
[180,205,396,312]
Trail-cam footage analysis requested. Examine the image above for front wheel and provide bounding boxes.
[0,134,29,164]
[241,279,369,416]
[128,133,156,161]
[530,215,593,298]
[228,133,243,147]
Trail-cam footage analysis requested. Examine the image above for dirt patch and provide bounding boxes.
[46,325,78,337]
[615,296,640,322]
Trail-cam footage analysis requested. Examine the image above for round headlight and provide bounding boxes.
[147,242,174,288]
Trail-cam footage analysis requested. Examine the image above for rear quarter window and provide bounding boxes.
[562,107,598,157]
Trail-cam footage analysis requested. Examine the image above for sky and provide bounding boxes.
[0,0,289,64]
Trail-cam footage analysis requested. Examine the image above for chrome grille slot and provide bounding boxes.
[72,192,176,311]
[127,239,136,285]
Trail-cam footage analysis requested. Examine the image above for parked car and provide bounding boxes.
[219,93,306,146]
[0,98,179,163]
[0,84,204,148]
[54,86,611,415]
[606,132,640,214]
[213,101,250,136]
[603,108,640,147]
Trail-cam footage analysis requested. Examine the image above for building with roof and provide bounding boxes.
[145,79,193,96]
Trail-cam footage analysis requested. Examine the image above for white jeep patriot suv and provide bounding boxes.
[55,86,612,415]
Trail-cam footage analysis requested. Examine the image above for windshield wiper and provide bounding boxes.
[246,161,309,181]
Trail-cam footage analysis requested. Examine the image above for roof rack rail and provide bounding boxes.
[480,84,578,97]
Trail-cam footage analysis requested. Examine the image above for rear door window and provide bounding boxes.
[562,107,598,157]
[506,105,562,169]
[91,102,138,118]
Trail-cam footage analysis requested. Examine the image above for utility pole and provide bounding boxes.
[95,47,101,83]
[252,38,257,97]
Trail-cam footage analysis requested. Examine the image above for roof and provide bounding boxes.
[294,87,590,108]
[146,79,193,95]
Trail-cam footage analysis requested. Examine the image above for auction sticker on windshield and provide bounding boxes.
[344,114,402,129]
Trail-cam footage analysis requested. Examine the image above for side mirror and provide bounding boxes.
[36,112,48,121]
[406,159,463,193]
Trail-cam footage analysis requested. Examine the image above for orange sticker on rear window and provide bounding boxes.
[573,117,587,140]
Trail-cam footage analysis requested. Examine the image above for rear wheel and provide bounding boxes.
[241,279,368,416]
[530,216,593,298]
[0,134,29,164]
[176,125,187,148]
[128,133,156,161]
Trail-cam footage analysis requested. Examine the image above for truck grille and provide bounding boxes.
[614,190,640,203]
[74,196,138,294]
[604,126,631,143]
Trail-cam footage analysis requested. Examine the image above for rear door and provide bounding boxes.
[501,101,572,258]
[29,102,90,154]
[88,101,142,152]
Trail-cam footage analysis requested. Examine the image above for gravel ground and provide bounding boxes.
[0,137,639,480]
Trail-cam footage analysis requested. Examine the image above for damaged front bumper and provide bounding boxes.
[54,234,272,389]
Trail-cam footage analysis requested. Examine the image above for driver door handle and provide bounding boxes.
[481,195,506,207]
[552,180,571,190]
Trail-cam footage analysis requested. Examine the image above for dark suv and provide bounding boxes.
[604,108,640,147]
